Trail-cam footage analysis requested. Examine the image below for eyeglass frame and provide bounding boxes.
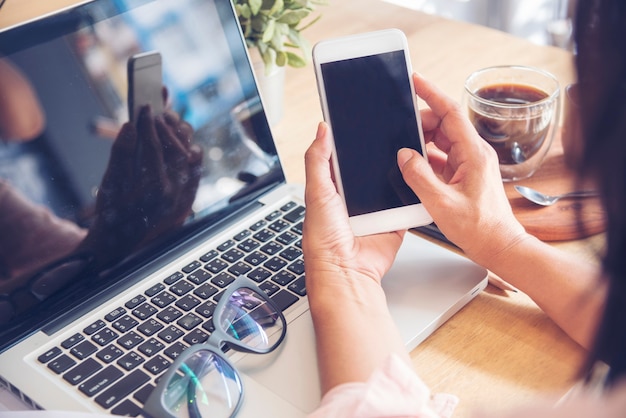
[142,275,288,418]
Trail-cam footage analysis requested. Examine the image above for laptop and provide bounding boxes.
[0,0,488,416]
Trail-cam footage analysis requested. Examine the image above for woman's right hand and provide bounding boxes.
[397,73,527,266]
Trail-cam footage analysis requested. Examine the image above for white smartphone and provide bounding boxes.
[127,51,164,124]
[312,29,432,236]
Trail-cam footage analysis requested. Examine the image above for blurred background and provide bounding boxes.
[384,0,576,50]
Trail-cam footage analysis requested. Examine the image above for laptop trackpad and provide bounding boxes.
[235,311,321,414]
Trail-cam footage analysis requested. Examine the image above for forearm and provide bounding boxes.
[478,232,605,349]
[307,272,410,395]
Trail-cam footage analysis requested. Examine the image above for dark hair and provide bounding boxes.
[574,0,626,384]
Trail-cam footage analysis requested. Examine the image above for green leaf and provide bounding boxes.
[262,18,275,43]
[249,0,263,15]
[276,51,287,66]
[286,51,307,67]
[268,0,284,15]
[277,10,309,25]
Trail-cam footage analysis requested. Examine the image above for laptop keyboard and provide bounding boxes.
[36,201,306,416]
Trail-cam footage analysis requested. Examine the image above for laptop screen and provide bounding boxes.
[0,0,284,348]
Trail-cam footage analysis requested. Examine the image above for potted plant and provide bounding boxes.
[232,0,327,74]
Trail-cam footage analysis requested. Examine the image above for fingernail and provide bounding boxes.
[397,148,414,167]
[316,122,326,139]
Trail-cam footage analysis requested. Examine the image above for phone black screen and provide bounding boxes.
[321,50,423,217]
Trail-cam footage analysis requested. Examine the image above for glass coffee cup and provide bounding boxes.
[463,65,561,181]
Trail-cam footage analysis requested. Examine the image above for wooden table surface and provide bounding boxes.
[1,0,603,416]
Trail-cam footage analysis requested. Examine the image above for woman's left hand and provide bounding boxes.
[302,122,405,297]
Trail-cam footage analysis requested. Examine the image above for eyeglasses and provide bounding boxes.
[142,275,287,418]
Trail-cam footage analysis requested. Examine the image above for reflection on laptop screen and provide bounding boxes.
[0,0,282,348]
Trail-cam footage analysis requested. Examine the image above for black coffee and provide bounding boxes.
[469,83,551,165]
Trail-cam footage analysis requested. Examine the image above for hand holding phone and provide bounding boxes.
[312,29,432,236]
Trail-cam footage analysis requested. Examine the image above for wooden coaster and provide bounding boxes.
[504,134,606,241]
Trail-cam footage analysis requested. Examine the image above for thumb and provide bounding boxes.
[397,148,442,203]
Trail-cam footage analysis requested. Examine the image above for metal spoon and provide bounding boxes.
[514,185,599,206]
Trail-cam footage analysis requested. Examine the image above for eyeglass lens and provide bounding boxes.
[162,350,240,418]
[220,287,284,351]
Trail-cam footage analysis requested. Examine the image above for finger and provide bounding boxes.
[304,122,335,195]
[163,112,194,147]
[397,147,444,204]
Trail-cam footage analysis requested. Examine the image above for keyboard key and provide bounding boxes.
[221,248,244,263]
[253,229,275,243]
[244,251,267,266]
[271,290,299,312]
[95,369,150,409]
[195,301,216,318]
[170,280,194,296]
[150,291,176,308]
[63,358,102,385]
[265,210,282,221]
[269,219,290,232]
[228,262,251,276]
[272,270,297,286]
[112,315,139,333]
[164,271,183,286]
[137,319,164,336]
[117,352,145,371]
[163,342,187,361]
[78,365,124,397]
[187,269,210,285]
[249,220,266,231]
[38,347,61,363]
[288,276,307,297]
[134,383,155,404]
[233,230,251,241]
[183,329,209,345]
[291,222,304,235]
[259,281,280,297]
[125,295,146,310]
[83,320,105,336]
[117,331,145,349]
[143,355,171,375]
[70,340,98,360]
[175,294,201,311]
[260,241,283,255]
[199,250,218,262]
[48,354,76,374]
[211,272,235,288]
[111,399,143,417]
[132,303,157,320]
[276,231,298,245]
[157,325,184,344]
[247,267,272,283]
[177,313,202,330]
[284,205,305,223]
[205,258,228,274]
[217,240,235,252]
[280,201,297,212]
[237,238,259,252]
[138,338,165,357]
[145,283,165,297]
[181,261,201,274]
[264,256,287,272]
[61,333,84,349]
[92,328,119,346]
[157,306,183,323]
[279,247,302,261]
[97,345,123,364]
[287,259,305,275]
[104,307,126,323]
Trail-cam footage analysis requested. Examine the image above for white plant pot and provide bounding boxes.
[249,48,285,126]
